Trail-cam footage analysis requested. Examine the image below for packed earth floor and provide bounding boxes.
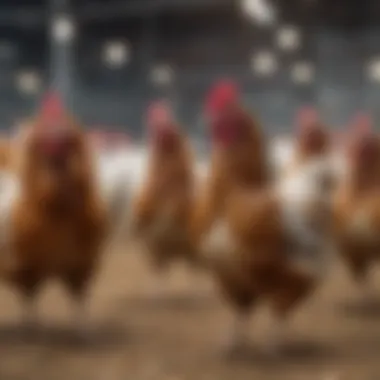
[0,249,379,380]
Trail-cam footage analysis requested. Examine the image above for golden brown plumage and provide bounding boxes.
[131,102,196,280]
[333,131,380,286]
[192,82,315,354]
[6,94,108,335]
[190,105,269,242]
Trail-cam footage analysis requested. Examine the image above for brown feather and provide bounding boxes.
[131,127,196,269]
[333,133,380,283]
[6,116,108,298]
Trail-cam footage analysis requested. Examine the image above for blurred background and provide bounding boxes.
[0,0,378,137]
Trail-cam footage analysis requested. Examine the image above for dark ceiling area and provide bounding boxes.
[0,0,375,134]
[0,0,375,29]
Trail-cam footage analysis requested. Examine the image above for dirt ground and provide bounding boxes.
[0,250,380,380]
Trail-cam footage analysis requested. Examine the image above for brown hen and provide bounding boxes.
[192,81,315,355]
[333,122,380,300]
[7,92,108,337]
[130,101,196,295]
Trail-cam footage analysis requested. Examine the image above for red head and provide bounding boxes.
[295,106,327,154]
[350,112,373,134]
[205,79,244,146]
[146,100,178,150]
[349,132,380,170]
[346,112,374,157]
[295,106,320,134]
[39,92,65,125]
[205,80,239,118]
[33,91,75,164]
[347,113,378,167]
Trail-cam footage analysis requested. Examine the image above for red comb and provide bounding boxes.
[351,112,372,133]
[39,91,65,125]
[296,106,319,131]
[146,101,173,130]
[205,80,239,116]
